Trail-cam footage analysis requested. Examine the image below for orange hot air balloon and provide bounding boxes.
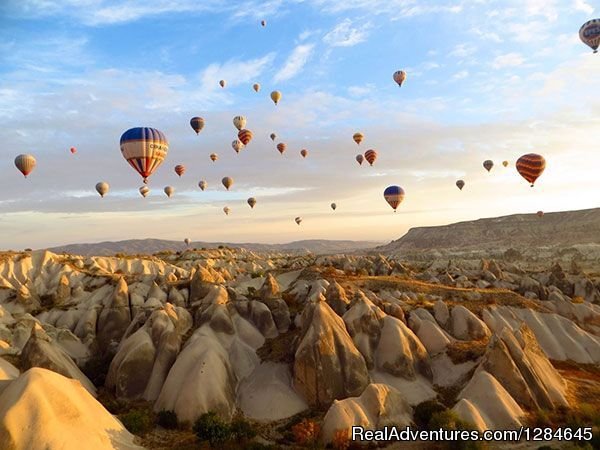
[174,165,186,177]
[219,79,226,88]
[353,132,364,145]
[300,149,308,158]
[277,142,286,155]
[70,147,77,154]
[356,154,364,166]
[364,149,377,166]
[238,129,253,145]
[15,154,36,178]
[210,153,218,162]
[516,153,546,187]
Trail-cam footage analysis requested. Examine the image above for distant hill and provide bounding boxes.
[377,208,600,254]
[46,239,382,256]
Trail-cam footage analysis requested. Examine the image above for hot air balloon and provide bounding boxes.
[253,83,260,92]
[270,90,281,105]
[210,153,218,162]
[120,127,168,183]
[537,211,544,218]
[331,203,337,211]
[174,165,186,177]
[14,154,36,178]
[270,133,277,141]
[580,19,600,53]
[139,186,150,198]
[190,117,205,134]
[232,139,244,154]
[261,20,266,27]
[295,217,302,225]
[247,197,256,208]
[219,79,226,88]
[184,238,190,246]
[393,70,407,87]
[222,177,233,190]
[233,115,247,131]
[483,160,494,172]
[384,186,405,212]
[356,154,364,166]
[238,129,253,145]
[300,149,308,158]
[516,153,546,187]
[364,149,377,166]
[456,180,465,191]
[198,180,207,191]
[277,143,286,155]
[164,186,174,198]
[502,160,509,167]
[70,147,77,154]
[223,206,230,215]
[353,132,364,145]
[95,182,109,198]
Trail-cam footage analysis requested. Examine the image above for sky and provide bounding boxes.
[1,0,599,249]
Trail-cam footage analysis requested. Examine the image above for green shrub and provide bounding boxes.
[157,410,178,429]
[193,412,233,446]
[119,408,154,435]
[413,400,446,429]
[230,417,257,440]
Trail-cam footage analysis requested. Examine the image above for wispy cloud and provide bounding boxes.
[573,0,594,14]
[492,52,525,69]
[273,44,314,82]
[200,53,276,91]
[323,18,372,47]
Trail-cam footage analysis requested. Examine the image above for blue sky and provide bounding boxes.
[1,0,599,248]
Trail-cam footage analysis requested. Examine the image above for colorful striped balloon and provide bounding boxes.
[120,127,168,183]
[516,153,546,187]
[384,185,405,212]
[277,143,286,155]
[174,165,186,177]
[364,149,377,166]
[14,154,36,178]
[580,19,600,53]
[238,129,253,145]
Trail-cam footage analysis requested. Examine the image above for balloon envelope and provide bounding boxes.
[277,143,286,155]
[219,79,226,88]
[70,147,77,154]
[232,139,244,153]
[247,197,256,208]
[139,186,150,197]
[174,165,185,177]
[95,182,109,198]
[502,160,509,167]
[456,180,465,190]
[331,203,337,210]
[210,153,218,162]
[300,149,308,158]
[222,177,233,190]
[233,116,246,131]
[537,211,544,218]
[580,19,600,52]
[295,217,302,225]
[14,154,36,177]
[393,70,406,87]
[384,185,405,211]
[364,149,377,166]
[516,153,546,187]
[253,83,260,92]
[356,154,364,165]
[270,133,277,141]
[164,186,174,197]
[483,160,494,172]
[223,206,230,215]
[190,117,205,134]
[199,180,207,191]
[270,90,281,105]
[238,129,253,145]
[120,127,168,183]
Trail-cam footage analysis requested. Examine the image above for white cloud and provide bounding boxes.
[323,18,372,47]
[273,44,314,82]
[452,70,469,80]
[573,0,594,14]
[347,84,375,96]
[200,53,275,91]
[492,53,525,69]
[449,43,476,58]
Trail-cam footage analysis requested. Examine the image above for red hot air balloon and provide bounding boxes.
[516,153,546,187]
[174,165,186,177]
[70,147,77,154]
[277,143,286,155]
[364,149,377,166]
[238,129,253,145]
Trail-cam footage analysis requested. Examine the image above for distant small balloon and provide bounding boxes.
[537,210,544,218]
[277,142,286,155]
[300,149,308,158]
[184,238,190,246]
[219,79,226,88]
[502,160,509,167]
[261,20,266,27]
[364,149,377,166]
[270,133,277,141]
[238,129,253,145]
[270,90,281,105]
[384,185,405,212]
[210,153,218,162]
[164,186,174,198]
[70,147,77,154]
[190,117,205,134]
[253,83,261,92]
[15,154,36,178]
[456,180,465,191]
[353,132,364,145]
[393,70,407,87]
[579,19,600,53]
[356,154,364,166]
[483,160,494,172]
[223,206,230,215]
[96,182,109,198]
[331,203,337,211]
[139,186,150,198]
[233,115,247,131]
[198,180,207,191]
[174,165,185,177]
[222,176,233,190]
[232,139,244,153]
[247,197,256,208]
[295,217,302,225]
